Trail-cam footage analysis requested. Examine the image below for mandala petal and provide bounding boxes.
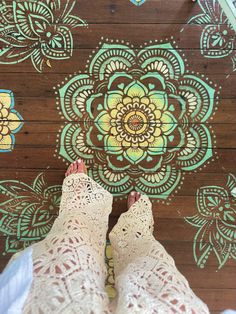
[0,134,13,152]
[217,219,236,242]
[124,147,146,164]
[63,14,87,28]
[58,74,94,120]
[41,26,73,60]
[138,43,185,80]
[13,1,53,40]
[96,112,112,134]
[176,124,212,171]
[200,25,234,58]
[196,186,228,218]
[185,214,207,227]
[188,13,211,25]
[0,90,13,109]
[137,165,182,199]
[89,43,136,81]
[59,123,94,162]
[192,221,214,268]
[89,166,133,195]
[161,112,177,135]
[5,119,23,134]
[105,91,123,110]
[125,81,148,98]
[210,230,231,269]
[104,135,122,154]
[179,75,215,122]
[149,91,168,111]
[148,136,166,155]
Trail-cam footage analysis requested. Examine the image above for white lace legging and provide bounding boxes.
[21,173,209,313]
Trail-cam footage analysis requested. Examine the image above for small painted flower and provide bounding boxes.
[0,90,23,152]
[185,174,236,269]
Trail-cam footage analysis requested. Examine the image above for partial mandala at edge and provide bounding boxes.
[0,0,87,72]
[55,38,220,201]
[185,174,236,269]
[186,0,236,74]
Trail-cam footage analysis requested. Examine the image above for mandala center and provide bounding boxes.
[125,111,148,134]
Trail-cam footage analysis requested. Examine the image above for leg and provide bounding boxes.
[23,160,113,314]
[109,193,209,314]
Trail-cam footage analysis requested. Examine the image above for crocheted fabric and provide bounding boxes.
[23,173,113,314]
[4,173,209,313]
[109,195,210,314]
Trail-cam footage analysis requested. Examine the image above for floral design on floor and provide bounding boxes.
[186,0,236,73]
[0,0,87,72]
[0,173,61,254]
[129,0,147,6]
[185,174,236,269]
[0,89,23,152]
[56,39,219,201]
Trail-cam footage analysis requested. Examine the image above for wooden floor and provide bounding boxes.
[0,0,236,312]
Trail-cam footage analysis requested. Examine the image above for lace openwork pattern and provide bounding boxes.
[6,172,209,313]
[109,196,210,314]
[22,173,113,314]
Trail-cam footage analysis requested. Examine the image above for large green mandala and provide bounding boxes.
[56,39,219,200]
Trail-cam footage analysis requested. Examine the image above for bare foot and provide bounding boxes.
[127,191,141,209]
[65,159,87,177]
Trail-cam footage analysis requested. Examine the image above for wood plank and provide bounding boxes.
[0,73,234,98]
[0,0,229,25]
[1,122,234,148]
[4,98,236,123]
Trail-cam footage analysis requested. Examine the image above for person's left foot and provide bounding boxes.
[65,159,87,177]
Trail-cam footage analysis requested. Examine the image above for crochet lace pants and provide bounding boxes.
[22,173,209,314]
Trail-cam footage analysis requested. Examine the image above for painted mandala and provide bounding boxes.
[188,0,236,72]
[0,89,23,152]
[129,0,147,6]
[185,174,236,269]
[0,173,61,253]
[56,39,219,200]
[0,0,87,72]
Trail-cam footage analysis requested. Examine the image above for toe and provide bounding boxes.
[128,191,136,209]
[136,192,141,202]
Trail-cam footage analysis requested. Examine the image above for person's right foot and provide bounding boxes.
[127,191,141,209]
[65,159,87,177]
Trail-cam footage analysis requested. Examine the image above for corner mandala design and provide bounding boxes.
[56,38,219,201]
[185,174,236,269]
[186,0,236,73]
[0,89,23,152]
[0,0,87,72]
[0,173,61,254]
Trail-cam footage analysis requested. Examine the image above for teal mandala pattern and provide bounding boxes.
[187,0,236,72]
[56,39,219,200]
[0,0,87,72]
[0,173,61,253]
[185,174,236,269]
[130,0,147,6]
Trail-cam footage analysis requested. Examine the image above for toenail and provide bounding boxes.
[131,192,135,196]
[78,159,81,163]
